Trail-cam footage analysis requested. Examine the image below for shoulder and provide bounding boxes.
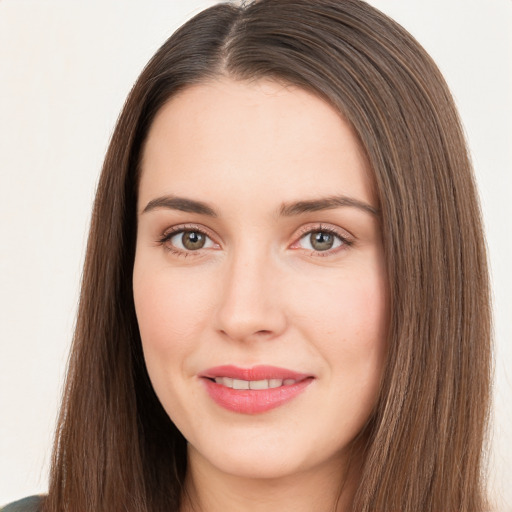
[0,496,43,512]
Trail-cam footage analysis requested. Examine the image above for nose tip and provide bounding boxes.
[214,257,287,343]
[216,292,287,343]
[218,326,278,343]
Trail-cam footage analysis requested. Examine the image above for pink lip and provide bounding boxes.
[199,365,314,414]
[200,365,310,381]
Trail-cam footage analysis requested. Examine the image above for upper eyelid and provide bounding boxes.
[160,223,218,241]
[159,221,351,236]
[293,223,354,242]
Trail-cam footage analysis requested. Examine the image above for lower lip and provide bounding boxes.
[202,378,313,414]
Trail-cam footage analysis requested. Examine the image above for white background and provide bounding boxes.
[0,1,510,509]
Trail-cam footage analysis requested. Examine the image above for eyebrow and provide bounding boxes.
[141,194,379,217]
[279,195,379,216]
[142,196,217,216]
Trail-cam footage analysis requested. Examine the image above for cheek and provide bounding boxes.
[132,264,218,420]
[291,264,389,390]
[133,265,215,358]
[296,269,388,345]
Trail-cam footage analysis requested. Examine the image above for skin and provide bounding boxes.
[133,78,389,512]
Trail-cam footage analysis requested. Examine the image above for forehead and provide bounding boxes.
[139,78,376,211]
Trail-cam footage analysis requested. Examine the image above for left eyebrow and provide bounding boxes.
[142,195,217,217]
[279,195,379,217]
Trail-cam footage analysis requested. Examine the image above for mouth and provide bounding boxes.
[199,365,314,414]
[209,377,302,390]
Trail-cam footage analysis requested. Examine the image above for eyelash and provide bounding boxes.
[156,223,353,258]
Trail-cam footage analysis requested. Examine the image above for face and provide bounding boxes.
[133,78,388,481]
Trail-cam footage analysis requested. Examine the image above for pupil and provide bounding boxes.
[183,231,205,250]
[310,231,333,251]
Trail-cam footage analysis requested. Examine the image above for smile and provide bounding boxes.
[213,377,299,389]
[200,365,314,414]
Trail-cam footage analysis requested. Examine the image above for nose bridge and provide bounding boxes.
[215,240,286,342]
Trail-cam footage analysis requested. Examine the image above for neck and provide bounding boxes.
[180,446,360,512]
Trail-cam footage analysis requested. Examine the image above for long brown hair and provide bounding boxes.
[43,1,492,511]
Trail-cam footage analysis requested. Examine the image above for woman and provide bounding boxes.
[2,0,492,511]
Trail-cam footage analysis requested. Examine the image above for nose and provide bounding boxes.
[214,248,287,343]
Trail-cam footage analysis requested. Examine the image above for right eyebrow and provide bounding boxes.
[141,195,217,217]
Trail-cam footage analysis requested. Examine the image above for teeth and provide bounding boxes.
[232,379,249,390]
[214,377,296,389]
[249,379,269,390]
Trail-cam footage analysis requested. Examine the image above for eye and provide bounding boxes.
[294,227,351,254]
[160,227,218,253]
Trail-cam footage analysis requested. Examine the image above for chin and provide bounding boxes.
[187,428,347,482]
[202,450,309,480]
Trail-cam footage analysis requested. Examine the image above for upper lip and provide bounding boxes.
[200,365,312,381]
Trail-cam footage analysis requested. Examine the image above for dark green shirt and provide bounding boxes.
[0,496,42,512]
